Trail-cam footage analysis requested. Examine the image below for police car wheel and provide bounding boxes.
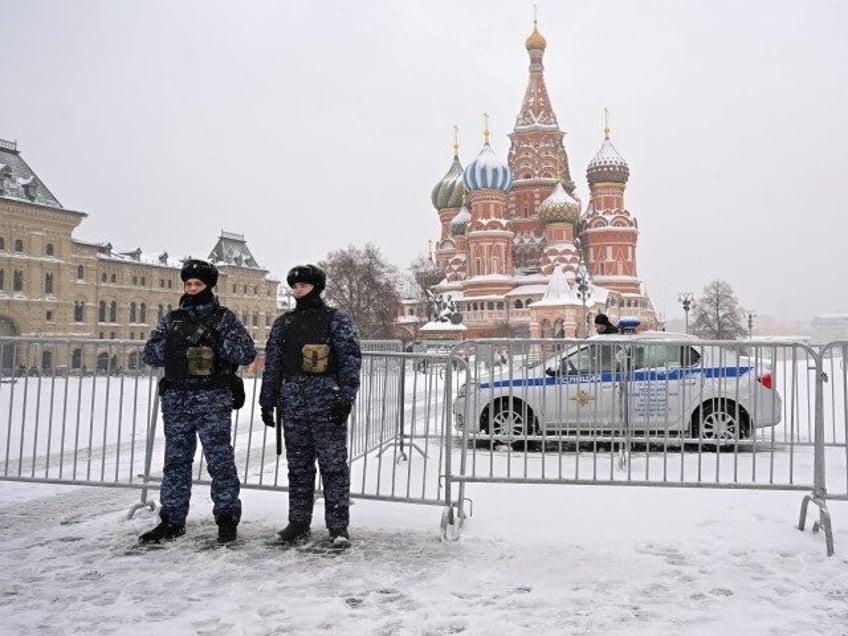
[487,398,536,438]
[694,400,751,441]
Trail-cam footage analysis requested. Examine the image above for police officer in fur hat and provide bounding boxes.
[259,264,361,548]
[140,259,256,545]
[594,312,620,335]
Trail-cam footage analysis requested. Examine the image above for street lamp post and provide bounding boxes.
[678,292,694,334]
[573,238,591,338]
[748,311,756,339]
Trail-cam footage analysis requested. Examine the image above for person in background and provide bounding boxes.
[259,264,362,548]
[594,313,620,335]
[140,259,256,545]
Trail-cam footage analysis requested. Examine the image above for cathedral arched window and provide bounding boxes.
[13,270,23,292]
[129,302,137,323]
[74,301,84,322]
[44,273,53,295]
[99,301,106,323]
[46,243,54,256]
[109,301,117,322]
[14,239,23,253]
[139,303,147,323]
[515,299,523,309]
[77,265,84,280]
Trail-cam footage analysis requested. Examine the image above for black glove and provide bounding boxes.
[330,394,352,425]
[261,406,275,428]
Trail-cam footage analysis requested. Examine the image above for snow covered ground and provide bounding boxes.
[2,479,847,636]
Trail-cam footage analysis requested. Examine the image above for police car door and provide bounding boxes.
[558,342,616,431]
[628,343,700,434]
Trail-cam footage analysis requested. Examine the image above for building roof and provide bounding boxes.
[208,231,261,268]
[0,138,66,210]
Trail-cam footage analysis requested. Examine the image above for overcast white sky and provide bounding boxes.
[3,0,847,322]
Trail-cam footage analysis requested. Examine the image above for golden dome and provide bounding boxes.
[525,24,546,50]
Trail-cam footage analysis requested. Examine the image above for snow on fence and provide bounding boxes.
[1,336,846,553]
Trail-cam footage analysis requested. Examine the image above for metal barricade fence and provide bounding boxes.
[2,334,846,552]
[445,337,843,554]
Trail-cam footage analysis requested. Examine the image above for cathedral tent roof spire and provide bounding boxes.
[515,13,557,130]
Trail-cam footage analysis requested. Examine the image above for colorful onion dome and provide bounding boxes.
[431,152,466,210]
[450,198,471,236]
[538,182,581,224]
[587,128,630,185]
[462,121,511,192]
[525,21,547,51]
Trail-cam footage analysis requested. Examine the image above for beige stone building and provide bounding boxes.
[0,138,279,372]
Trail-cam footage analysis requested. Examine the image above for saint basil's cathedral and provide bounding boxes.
[424,19,660,340]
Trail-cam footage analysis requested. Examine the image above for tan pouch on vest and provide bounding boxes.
[186,346,216,376]
[301,344,332,374]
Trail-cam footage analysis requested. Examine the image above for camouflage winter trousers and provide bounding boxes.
[283,416,350,530]
[159,391,241,526]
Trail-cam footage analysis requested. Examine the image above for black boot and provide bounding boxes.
[276,521,310,544]
[217,516,238,544]
[329,527,350,547]
[139,514,185,544]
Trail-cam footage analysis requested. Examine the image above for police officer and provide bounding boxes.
[259,264,361,547]
[140,259,256,544]
[594,313,620,335]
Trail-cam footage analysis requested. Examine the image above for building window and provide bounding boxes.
[233,283,237,294]
[109,301,117,322]
[99,332,104,339]
[71,348,82,369]
[102,272,108,283]
[110,273,116,283]
[0,268,4,290]
[44,273,54,295]
[14,239,23,253]
[13,270,23,292]
[129,302,137,323]
[167,279,172,288]
[159,279,165,288]
[132,275,138,285]
[252,313,258,327]
[139,302,147,323]
[46,243,54,256]
[46,310,53,321]
[74,302,84,322]
[141,276,146,286]
[0,237,4,250]
[157,304,164,321]
[243,284,247,294]
[99,301,106,322]
[253,286,258,295]
[77,265,84,280]
[41,351,53,371]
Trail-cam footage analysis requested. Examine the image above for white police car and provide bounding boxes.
[453,330,782,443]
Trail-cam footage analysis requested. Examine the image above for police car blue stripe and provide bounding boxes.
[479,366,752,390]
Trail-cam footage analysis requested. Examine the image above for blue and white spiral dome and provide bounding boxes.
[462,142,512,192]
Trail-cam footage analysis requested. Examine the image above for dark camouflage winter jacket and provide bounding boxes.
[259,305,361,423]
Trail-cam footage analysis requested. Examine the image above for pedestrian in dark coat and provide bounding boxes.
[140,259,256,545]
[259,264,362,547]
[594,313,620,335]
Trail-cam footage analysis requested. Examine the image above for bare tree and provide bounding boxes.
[318,244,401,339]
[691,279,747,340]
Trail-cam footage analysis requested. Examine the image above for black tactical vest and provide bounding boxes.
[278,307,337,378]
[164,307,230,387]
